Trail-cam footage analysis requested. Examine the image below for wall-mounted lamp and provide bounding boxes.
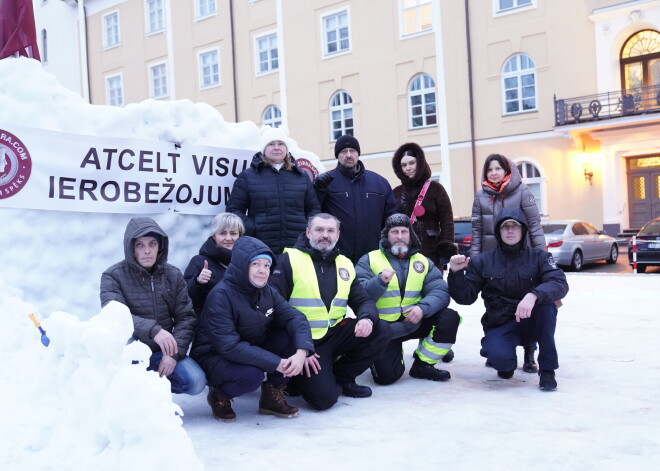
[579,153,594,185]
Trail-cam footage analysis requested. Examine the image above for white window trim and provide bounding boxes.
[320,7,352,59]
[145,0,166,36]
[408,73,437,130]
[254,31,279,77]
[501,53,537,116]
[329,90,354,141]
[102,10,121,50]
[195,0,217,21]
[262,105,282,128]
[197,47,221,89]
[105,73,124,107]
[398,0,433,40]
[492,0,535,17]
[149,61,169,99]
[513,156,548,217]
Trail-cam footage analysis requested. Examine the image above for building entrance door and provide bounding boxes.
[627,156,660,228]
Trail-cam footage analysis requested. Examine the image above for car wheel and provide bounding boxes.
[571,250,583,271]
[606,244,618,264]
[637,265,647,273]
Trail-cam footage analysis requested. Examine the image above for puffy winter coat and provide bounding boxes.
[470,157,545,256]
[183,236,233,316]
[190,236,314,378]
[226,152,320,254]
[314,161,396,263]
[392,142,456,266]
[449,208,568,331]
[100,217,196,360]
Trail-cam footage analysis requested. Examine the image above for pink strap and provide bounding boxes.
[410,180,431,224]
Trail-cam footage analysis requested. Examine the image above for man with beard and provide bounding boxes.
[313,135,396,264]
[356,213,460,385]
[269,213,392,410]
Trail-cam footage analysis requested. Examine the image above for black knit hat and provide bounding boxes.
[334,135,361,158]
[379,213,421,252]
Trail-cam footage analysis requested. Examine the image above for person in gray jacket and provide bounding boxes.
[100,217,206,395]
[356,213,460,385]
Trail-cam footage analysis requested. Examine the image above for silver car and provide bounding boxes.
[542,220,619,271]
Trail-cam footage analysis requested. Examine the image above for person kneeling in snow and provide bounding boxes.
[100,217,206,395]
[448,208,569,391]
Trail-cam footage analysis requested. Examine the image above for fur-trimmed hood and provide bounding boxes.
[392,142,432,185]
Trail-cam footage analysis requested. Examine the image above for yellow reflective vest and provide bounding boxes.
[368,250,429,322]
[285,248,355,340]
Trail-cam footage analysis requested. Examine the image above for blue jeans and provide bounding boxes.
[148,352,207,395]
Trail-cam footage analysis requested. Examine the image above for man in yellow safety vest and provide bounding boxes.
[356,213,460,384]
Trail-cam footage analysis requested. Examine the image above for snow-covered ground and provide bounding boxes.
[2,58,659,471]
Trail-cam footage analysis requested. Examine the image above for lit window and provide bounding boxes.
[103,12,120,48]
[408,73,436,128]
[495,0,533,14]
[329,91,353,140]
[146,0,165,34]
[199,50,220,88]
[262,106,282,128]
[322,10,350,56]
[106,75,124,107]
[502,53,536,114]
[150,63,168,98]
[400,0,432,36]
[196,0,216,19]
[255,33,278,75]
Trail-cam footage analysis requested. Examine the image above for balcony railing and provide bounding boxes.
[554,84,660,126]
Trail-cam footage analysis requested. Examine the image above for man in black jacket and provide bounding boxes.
[314,135,397,264]
[448,208,569,391]
[101,217,206,395]
[270,213,392,410]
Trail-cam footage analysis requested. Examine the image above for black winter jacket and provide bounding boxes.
[183,236,232,315]
[449,208,568,331]
[100,217,196,361]
[314,161,396,263]
[226,152,320,254]
[190,236,314,375]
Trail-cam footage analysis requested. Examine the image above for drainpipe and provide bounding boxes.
[465,0,477,193]
[230,0,239,122]
[76,0,90,102]
[275,0,288,130]
[432,0,452,198]
[165,0,175,100]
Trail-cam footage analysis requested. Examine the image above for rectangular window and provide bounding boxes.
[322,10,350,56]
[400,0,432,37]
[255,33,278,75]
[103,12,120,48]
[495,0,533,14]
[149,63,168,98]
[196,0,216,19]
[106,75,123,107]
[146,0,165,34]
[199,49,220,88]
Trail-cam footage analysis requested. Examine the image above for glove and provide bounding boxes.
[314,172,334,191]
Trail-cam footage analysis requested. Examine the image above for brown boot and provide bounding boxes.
[207,386,236,422]
[258,382,299,418]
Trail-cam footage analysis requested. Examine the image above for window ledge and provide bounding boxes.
[102,43,121,52]
[194,12,219,23]
[322,49,352,60]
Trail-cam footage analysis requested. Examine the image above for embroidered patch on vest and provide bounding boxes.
[529,195,536,204]
[338,267,350,281]
[412,260,425,273]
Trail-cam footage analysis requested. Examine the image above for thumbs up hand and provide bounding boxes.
[197,260,213,284]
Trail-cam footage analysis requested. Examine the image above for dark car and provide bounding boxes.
[454,217,472,256]
[628,217,660,273]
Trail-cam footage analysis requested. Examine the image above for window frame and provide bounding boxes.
[102,11,120,49]
[501,53,537,115]
[195,0,217,20]
[149,61,169,99]
[254,31,279,76]
[198,48,221,89]
[321,8,351,58]
[262,105,282,128]
[493,0,535,16]
[399,0,433,39]
[105,73,124,107]
[329,90,354,141]
[145,0,165,35]
[515,159,547,217]
[408,73,437,129]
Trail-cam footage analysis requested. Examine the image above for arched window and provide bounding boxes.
[329,91,353,141]
[262,105,282,128]
[502,53,536,114]
[41,29,48,63]
[408,73,436,128]
[516,160,546,216]
[620,30,660,90]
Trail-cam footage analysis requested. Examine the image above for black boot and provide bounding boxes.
[441,348,455,363]
[539,370,557,392]
[523,346,538,373]
[207,386,236,422]
[497,370,515,379]
[409,357,451,382]
[340,381,372,398]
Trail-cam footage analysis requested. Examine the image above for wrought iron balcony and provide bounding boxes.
[554,84,660,126]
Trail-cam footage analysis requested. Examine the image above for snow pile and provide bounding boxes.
[0,278,202,471]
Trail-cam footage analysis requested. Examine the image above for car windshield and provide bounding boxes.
[639,220,660,236]
[542,224,566,235]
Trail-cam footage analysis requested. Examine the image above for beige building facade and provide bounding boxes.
[46,0,660,233]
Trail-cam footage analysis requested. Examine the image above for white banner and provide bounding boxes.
[0,124,255,215]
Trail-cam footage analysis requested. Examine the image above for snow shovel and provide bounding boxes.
[28,313,50,347]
